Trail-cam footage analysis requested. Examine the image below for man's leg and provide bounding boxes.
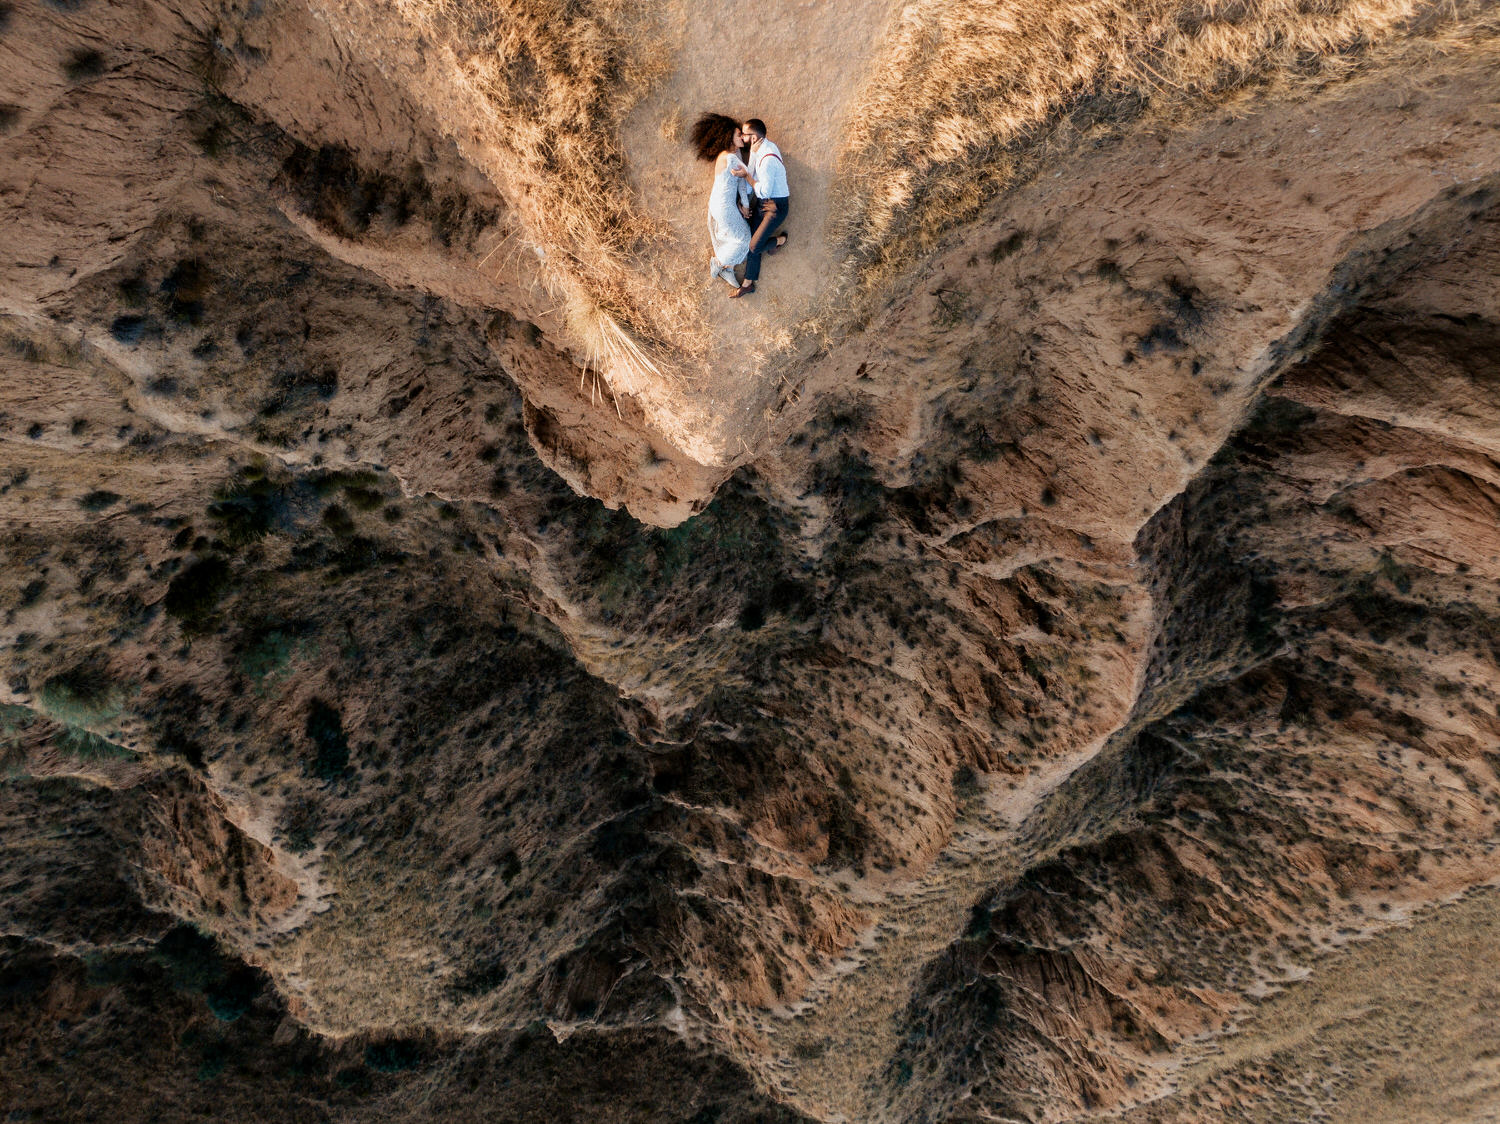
[744,198,788,284]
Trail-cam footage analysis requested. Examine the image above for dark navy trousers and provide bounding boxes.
[744,196,789,283]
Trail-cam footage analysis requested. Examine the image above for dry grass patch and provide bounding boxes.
[384,0,708,383]
[833,0,1500,306]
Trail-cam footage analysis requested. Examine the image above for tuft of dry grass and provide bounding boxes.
[832,0,1499,307]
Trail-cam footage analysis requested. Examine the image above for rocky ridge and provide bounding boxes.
[4,0,1500,1121]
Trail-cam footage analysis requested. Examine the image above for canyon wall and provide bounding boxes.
[4,0,1500,1120]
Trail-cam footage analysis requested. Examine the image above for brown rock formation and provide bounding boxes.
[4,0,1500,1121]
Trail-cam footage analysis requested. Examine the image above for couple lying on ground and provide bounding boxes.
[692,114,790,299]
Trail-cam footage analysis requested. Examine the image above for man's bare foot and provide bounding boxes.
[764,232,788,256]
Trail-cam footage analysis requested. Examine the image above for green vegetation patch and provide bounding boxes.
[0,703,34,737]
[54,727,134,761]
[38,664,120,727]
[236,628,303,690]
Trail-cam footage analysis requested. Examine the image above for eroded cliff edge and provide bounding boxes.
[5,0,1500,1121]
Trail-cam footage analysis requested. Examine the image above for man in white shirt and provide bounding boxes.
[730,118,789,298]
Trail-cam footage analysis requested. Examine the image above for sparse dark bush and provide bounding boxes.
[206,966,261,1022]
[280,794,322,853]
[321,503,354,537]
[161,259,213,325]
[207,471,286,547]
[115,275,149,306]
[78,490,120,511]
[237,627,297,686]
[767,578,815,619]
[108,315,161,346]
[62,48,105,81]
[1137,321,1184,354]
[449,957,508,997]
[989,230,1026,262]
[260,366,337,416]
[343,486,383,512]
[305,698,349,781]
[155,924,222,992]
[164,556,232,632]
[364,1039,422,1073]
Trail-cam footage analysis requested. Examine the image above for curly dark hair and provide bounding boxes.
[690,112,742,162]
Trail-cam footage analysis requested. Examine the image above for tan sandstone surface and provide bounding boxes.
[5,0,1500,1121]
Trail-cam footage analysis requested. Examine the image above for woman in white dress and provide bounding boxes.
[691,113,751,294]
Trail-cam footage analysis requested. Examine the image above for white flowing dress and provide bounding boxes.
[708,153,751,274]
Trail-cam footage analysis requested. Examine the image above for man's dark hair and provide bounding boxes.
[743,118,767,140]
[690,113,740,161]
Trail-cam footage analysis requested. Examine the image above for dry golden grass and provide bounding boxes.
[380,0,1498,397]
[1120,886,1500,1122]
[385,0,708,386]
[833,0,1500,307]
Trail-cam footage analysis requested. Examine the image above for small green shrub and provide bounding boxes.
[39,664,119,727]
[0,703,33,737]
[55,727,133,761]
[237,629,296,688]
